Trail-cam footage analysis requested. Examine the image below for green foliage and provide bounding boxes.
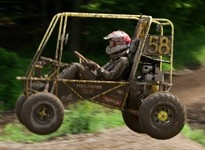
[0,123,51,143]
[67,102,124,134]
[174,27,205,69]
[182,124,205,146]
[194,45,205,64]
[67,103,94,134]
[0,48,23,109]
[0,102,124,143]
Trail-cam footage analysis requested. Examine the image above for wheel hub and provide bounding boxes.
[157,110,168,121]
[153,106,173,126]
[38,107,49,119]
[34,104,53,122]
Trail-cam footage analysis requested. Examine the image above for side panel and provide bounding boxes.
[57,80,130,109]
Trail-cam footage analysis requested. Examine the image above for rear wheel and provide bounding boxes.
[122,111,144,133]
[122,84,144,133]
[139,92,186,140]
[21,92,64,135]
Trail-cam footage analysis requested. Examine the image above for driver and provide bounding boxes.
[59,30,131,81]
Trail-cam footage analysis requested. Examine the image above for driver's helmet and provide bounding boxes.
[104,30,131,58]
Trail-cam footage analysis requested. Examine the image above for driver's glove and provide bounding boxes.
[83,60,100,70]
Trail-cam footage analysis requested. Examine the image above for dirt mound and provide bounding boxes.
[170,66,205,130]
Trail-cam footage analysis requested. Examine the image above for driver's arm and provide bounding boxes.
[97,57,129,80]
[83,60,100,70]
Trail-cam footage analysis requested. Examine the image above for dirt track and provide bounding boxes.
[0,67,205,150]
[170,67,205,129]
[0,126,204,150]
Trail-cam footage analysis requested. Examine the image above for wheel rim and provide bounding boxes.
[34,104,54,124]
[153,105,174,126]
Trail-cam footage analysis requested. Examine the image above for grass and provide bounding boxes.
[0,102,124,143]
[0,101,205,147]
[182,124,205,146]
[0,123,51,143]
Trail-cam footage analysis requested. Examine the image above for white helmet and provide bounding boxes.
[104,30,131,55]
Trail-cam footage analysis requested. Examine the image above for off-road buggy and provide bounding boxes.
[16,12,186,140]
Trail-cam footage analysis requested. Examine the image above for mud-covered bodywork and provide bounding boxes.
[16,12,185,139]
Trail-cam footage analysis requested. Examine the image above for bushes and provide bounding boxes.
[0,48,22,109]
[64,101,124,134]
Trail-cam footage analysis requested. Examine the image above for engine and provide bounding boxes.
[141,64,164,83]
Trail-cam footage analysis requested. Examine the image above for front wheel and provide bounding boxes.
[21,92,64,135]
[139,92,186,140]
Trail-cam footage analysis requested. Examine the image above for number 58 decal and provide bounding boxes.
[144,35,172,55]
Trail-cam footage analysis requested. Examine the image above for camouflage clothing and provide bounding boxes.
[98,56,129,80]
[59,54,130,81]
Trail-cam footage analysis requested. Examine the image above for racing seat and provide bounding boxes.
[120,17,154,81]
[119,39,140,80]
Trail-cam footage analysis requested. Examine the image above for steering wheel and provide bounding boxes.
[74,51,100,70]
[74,51,88,63]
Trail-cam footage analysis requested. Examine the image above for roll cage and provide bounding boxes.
[17,12,174,109]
